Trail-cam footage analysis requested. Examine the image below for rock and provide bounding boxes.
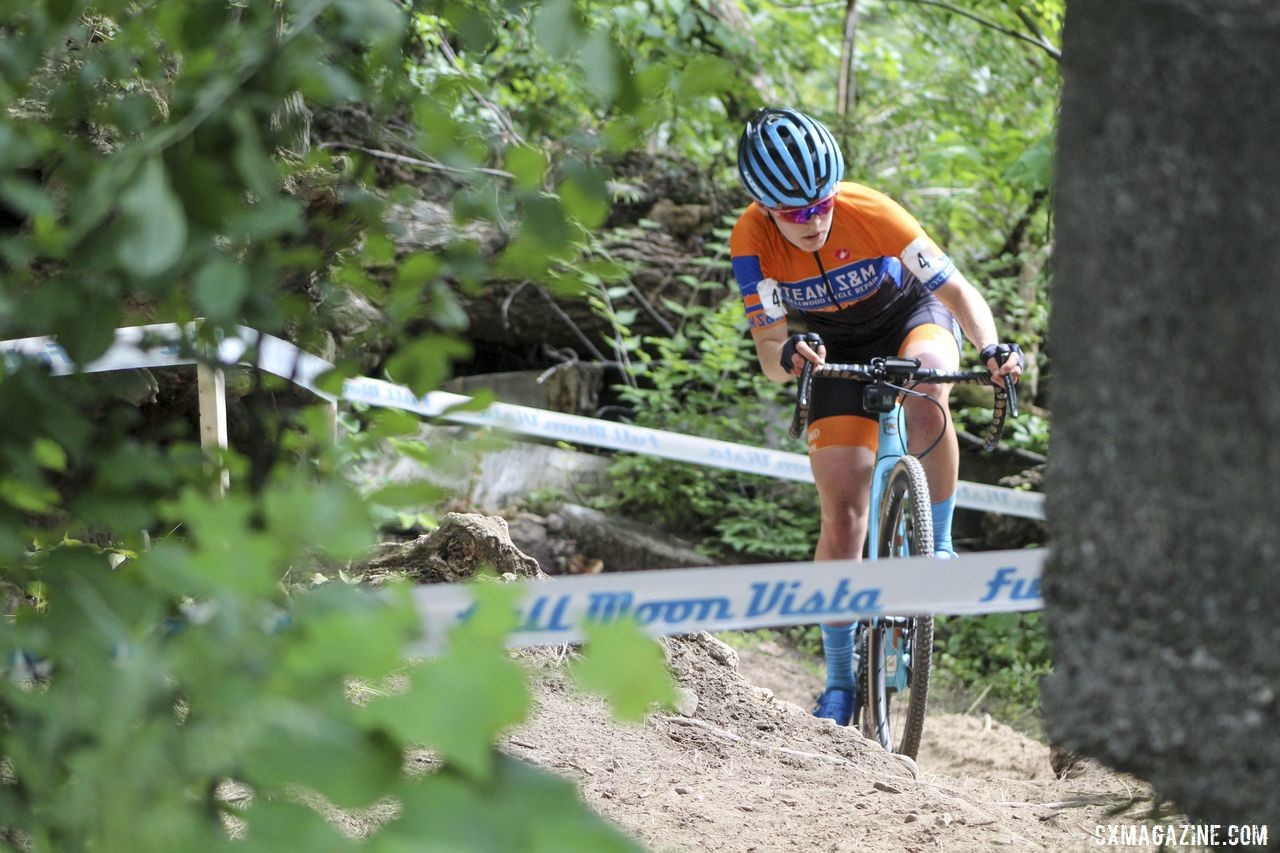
[357,512,542,584]
[469,449,609,513]
[673,686,699,718]
[1048,743,1083,778]
[558,503,715,572]
[693,632,739,668]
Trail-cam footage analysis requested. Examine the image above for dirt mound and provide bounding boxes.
[505,633,1159,852]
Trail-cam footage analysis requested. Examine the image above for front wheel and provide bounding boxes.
[860,456,934,759]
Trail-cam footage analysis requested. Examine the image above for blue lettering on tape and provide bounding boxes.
[746,579,882,618]
[708,446,776,468]
[632,596,733,626]
[979,566,1041,603]
[544,419,607,440]
[519,594,572,632]
[586,590,733,627]
[610,426,659,449]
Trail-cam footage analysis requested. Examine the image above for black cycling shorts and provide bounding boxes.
[806,295,961,427]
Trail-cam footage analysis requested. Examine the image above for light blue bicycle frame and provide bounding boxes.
[863,402,929,694]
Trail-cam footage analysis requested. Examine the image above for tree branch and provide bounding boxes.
[316,143,515,180]
[892,0,1061,62]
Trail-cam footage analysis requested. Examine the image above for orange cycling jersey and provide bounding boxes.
[729,182,956,341]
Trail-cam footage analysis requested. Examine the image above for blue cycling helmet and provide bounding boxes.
[737,107,844,208]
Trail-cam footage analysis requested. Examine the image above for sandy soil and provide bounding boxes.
[504,633,1160,852]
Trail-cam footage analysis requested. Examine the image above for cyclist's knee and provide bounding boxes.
[901,341,959,375]
[817,514,868,558]
[820,497,869,528]
[905,394,949,433]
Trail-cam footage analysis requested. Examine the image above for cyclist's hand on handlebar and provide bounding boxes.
[980,342,1023,384]
[780,332,826,377]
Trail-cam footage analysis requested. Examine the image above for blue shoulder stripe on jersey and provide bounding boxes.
[731,256,765,292]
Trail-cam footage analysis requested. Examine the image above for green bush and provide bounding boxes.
[933,611,1052,729]
[593,292,821,561]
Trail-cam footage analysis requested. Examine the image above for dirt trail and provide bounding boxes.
[506,633,1157,852]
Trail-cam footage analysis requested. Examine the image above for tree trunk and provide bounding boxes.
[837,0,861,116]
[1043,0,1280,826]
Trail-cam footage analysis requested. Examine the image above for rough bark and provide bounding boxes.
[1043,0,1280,825]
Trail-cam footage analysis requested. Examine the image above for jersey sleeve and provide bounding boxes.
[856,188,957,292]
[729,211,788,330]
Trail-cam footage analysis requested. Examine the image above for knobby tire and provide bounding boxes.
[860,456,934,760]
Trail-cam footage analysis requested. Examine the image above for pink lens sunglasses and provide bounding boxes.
[773,193,836,224]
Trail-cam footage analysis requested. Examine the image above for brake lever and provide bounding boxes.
[1004,375,1019,419]
[788,361,815,440]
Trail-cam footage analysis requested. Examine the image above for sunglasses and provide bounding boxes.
[773,194,837,224]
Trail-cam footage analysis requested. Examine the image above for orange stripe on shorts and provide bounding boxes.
[807,415,878,453]
[899,322,960,355]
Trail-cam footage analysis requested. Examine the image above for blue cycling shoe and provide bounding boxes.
[812,687,856,726]
[934,548,956,559]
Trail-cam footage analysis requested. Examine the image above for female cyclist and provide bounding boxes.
[729,107,1023,725]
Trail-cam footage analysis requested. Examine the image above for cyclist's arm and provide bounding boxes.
[931,271,1023,381]
[752,323,800,383]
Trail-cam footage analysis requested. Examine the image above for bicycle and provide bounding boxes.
[789,354,1017,758]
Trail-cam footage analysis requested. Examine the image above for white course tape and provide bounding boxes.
[414,548,1046,652]
[0,322,335,400]
[0,323,191,375]
[1,324,1045,521]
[341,377,1046,521]
[3,324,1049,642]
[340,377,817,483]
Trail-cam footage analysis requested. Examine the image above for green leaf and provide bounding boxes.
[234,800,353,852]
[579,31,621,103]
[0,476,60,513]
[533,0,579,57]
[366,481,447,509]
[506,145,549,191]
[0,175,55,218]
[193,258,249,321]
[521,194,576,251]
[264,480,375,561]
[116,158,188,278]
[32,437,67,471]
[558,166,609,230]
[385,336,472,396]
[1005,133,1056,192]
[362,584,529,781]
[388,754,643,852]
[571,619,676,722]
[241,702,402,808]
[281,585,418,682]
[439,388,496,413]
[334,0,406,43]
[675,56,734,100]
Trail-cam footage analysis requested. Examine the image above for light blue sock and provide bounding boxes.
[931,492,957,556]
[821,624,856,690]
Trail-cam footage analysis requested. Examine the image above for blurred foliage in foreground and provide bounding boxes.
[0,1,679,848]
